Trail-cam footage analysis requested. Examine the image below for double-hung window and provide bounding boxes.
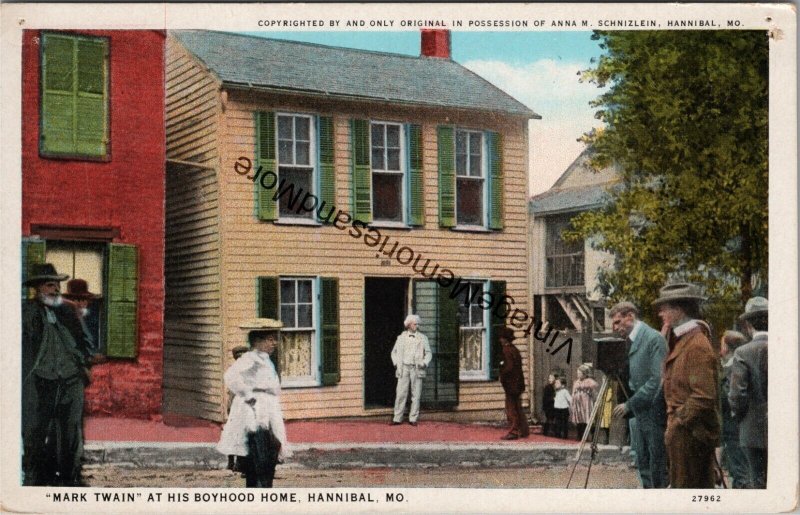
[279,277,318,386]
[371,122,405,223]
[455,280,489,379]
[277,114,315,219]
[40,32,109,159]
[455,130,486,226]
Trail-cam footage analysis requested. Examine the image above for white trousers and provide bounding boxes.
[393,365,423,422]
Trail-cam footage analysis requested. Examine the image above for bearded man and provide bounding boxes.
[22,263,93,486]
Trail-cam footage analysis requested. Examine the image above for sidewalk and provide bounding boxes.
[84,416,632,470]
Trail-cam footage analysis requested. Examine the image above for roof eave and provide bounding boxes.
[530,202,604,216]
[222,81,539,119]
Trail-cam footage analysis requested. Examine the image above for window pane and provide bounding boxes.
[278,141,294,164]
[387,149,400,171]
[371,148,384,170]
[470,154,482,177]
[470,133,482,155]
[372,173,403,222]
[371,124,384,148]
[456,131,467,155]
[456,154,468,177]
[459,328,484,372]
[279,331,313,379]
[297,280,312,303]
[457,178,483,225]
[281,305,296,328]
[281,280,295,303]
[471,305,483,327]
[294,117,310,141]
[278,117,293,139]
[297,305,313,328]
[386,125,400,147]
[279,168,314,218]
[295,142,310,166]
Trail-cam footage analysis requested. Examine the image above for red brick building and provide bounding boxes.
[21,30,166,418]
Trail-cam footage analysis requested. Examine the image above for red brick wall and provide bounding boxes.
[21,30,166,418]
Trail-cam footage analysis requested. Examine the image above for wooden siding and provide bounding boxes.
[216,91,532,420]
[163,36,224,421]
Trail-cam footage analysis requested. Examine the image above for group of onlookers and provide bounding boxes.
[605,283,768,489]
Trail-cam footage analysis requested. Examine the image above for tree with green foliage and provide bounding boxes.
[568,31,768,330]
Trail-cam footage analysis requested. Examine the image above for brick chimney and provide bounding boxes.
[421,29,451,59]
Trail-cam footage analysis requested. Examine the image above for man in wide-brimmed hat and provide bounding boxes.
[729,296,768,488]
[217,319,291,487]
[22,263,94,486]
[654,282,721,489]
[498,326,529,440]
[62,278,103,357]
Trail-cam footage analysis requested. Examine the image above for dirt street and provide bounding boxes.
[85,464,641,489]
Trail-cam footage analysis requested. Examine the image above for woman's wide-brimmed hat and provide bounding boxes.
[239,318,283,331]
[652,282,706,306]
[62,278,102,300]
[738,296,768,321]
[24,263,69,286]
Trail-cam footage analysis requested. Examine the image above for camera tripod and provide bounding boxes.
[566,373,628,488]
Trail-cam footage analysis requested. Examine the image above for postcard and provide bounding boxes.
[0,2,796,513]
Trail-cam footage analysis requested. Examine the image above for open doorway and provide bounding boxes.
[364,277,407,408]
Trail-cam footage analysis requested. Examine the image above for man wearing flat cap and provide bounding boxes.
[655,282,721,489]
[729,296,768,488]
[22,263,94,486]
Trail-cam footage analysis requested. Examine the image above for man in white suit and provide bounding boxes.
[390,314,432,426]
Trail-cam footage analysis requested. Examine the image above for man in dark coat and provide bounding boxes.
[22,264,93,486]
[655,282,721,489]
[729,296,768,488]
[498,327,529,440]
[610,301,669,488]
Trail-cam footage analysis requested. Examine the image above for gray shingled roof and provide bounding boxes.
[529,185,610,215]
[172,30,538,118]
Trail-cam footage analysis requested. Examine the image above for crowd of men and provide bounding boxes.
[610,282,768,489]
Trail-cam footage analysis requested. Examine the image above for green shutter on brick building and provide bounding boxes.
[317,116,336,223]
[350,119,372,224]
[21,239,47,300]
[437,126,455,228]
[406,124,424,227]
[41,33,108,157]
[487,131,504,230]
[319,277,340,386]
[255,111,278,221]
[106,244,138,358]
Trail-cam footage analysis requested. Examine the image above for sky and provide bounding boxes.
[245,31,606,196]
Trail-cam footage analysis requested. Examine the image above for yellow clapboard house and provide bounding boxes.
[164,29,539,422]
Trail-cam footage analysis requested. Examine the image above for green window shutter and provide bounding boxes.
[437,282,460,383]
[350,119,372,224]
[106,244,138,358]
[41,34,76,155]
[21,239,47,300]
[320,277,340,386]
[406,124,425,227]
[256,276,279,319]
[488,280,506,380]
[437,126,456,228]
[255,111,278,221]
[318,116,336,222]
[487,131,504,230]
[74,39,108,156]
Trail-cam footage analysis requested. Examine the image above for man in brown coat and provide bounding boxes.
[498,327,529,440]
[655,283,721,489]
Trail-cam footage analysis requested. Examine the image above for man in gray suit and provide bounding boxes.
[610,301,669,488]
[729,296,768,488]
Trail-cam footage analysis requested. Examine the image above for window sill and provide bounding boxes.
[459,374,491,382]
[274,218,321,227]
[281,379,322,389]
[451,225,491,233]
[369,221,412,230]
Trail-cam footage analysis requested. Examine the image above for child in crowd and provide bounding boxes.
[552,378,572,439]
[542,372,558,436]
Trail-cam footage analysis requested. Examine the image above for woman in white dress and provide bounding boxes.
[217,319,291,487]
